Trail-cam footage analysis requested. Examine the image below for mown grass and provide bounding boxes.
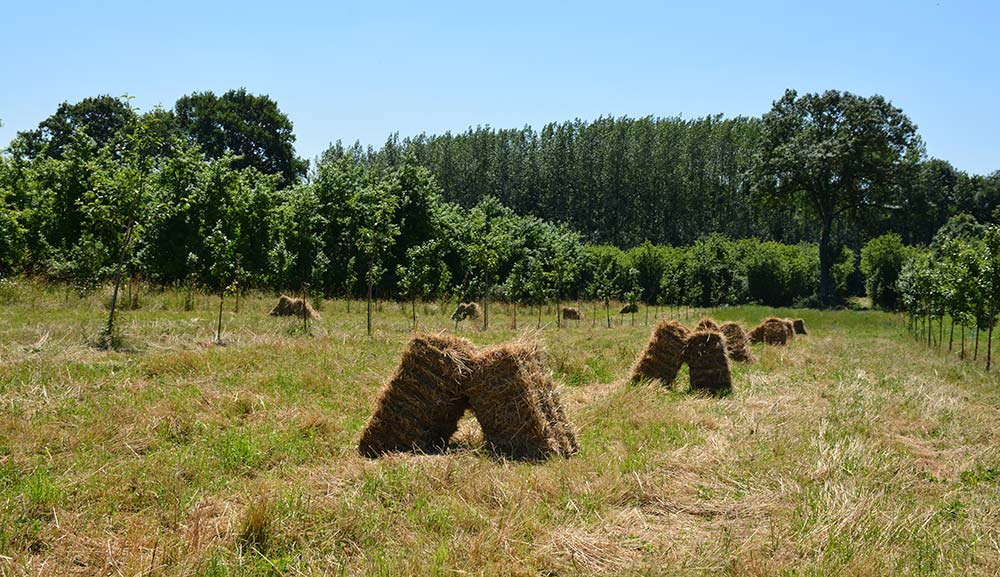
[1,281,998,576]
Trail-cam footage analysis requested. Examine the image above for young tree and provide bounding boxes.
[397,239,451,330]
[752,89,922,305]
[355,182,400,336]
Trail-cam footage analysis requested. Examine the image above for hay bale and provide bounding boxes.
[719,321,753,363]
[562,307,582,321]
[748,318,790,346]
[781,318,796,340]
[619,303,639,314]
[269,294,320,320]
[685,330,732,396]
[696,317,720,332]
[792,318,807,335]
[466,341,577,460]
[451,302,482,322]
[629,320,690,386]
[358,334,476,457]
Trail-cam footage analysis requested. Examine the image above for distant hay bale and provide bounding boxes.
[629,320,690,386]
[696,317,720,332]
[562,307,582,321]
[719,321,753,363]
[466,341,578,460]
[358,334,476,457]
[792,318,808,335]
[748,318,790,346]
[269,294,320,320]
[781,319,796,340]
[685,330,732,396]
[619,303,639,314]
[451,302,482,322]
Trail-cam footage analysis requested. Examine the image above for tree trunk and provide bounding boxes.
[412,298,417,331]
[105,217,138,346]
[961,323,965,359]
[974,325,979,361]
[366,282,373,337]
[216,292,224,344]
[537,303,542,329]
[939,315,944,349]
[818,215,834,307]
[512,301,517,330]
[605,299,611,329]
[483,286,489,331]
[949,318,955,352]
[988,305,995,371]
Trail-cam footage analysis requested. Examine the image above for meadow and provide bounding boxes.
[1,283,999,576]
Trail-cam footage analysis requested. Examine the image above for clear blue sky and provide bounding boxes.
[1,0,997,174]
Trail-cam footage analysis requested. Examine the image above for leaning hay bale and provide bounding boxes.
[451,302,482,322]
[269,294,320,320]
[629,320,690,386]
[466,341,577,460]
[719,321,753,363]
[748,318,789,346]
[685,330,732,396]
[562,307,582,321]
[781,318,796,340]
[358,334,476,457]
[792,318,808,335]
[696,317,720,332]
[619,303,639,314]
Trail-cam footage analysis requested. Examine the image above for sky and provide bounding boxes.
[1,0,997,174]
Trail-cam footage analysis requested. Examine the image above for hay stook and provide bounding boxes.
[466,341,578,460]
[451,302,482,322]
[269,294,320,320]
[792,318,808,335]
[619,303,639,314]
[358,333,476,457]
[696,317,720,332]
[719,321,753,363]
[748,318,790,346]
[685,330,732,396]
[629,320,690,386]
[561,307,582,321]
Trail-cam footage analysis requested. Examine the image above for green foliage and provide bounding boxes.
[861,234,910,310]
[752,89,923,304]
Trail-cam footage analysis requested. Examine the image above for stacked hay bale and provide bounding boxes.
[619,303,639,314]
[467,341,578,460]
[719,321,753,363]
[562,307,582,321]
[358,333,577,461]
[629,320,690,386]
[451,302,482,322]
[269,295,320,320]
[358,334,476,457]
[696,317,720,331]
[748,318,790,345]
[684,330,732,396]
[791,318,808,335]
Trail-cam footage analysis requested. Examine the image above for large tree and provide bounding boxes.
[173,88,306,187]
[13,95,136,160]
[751,89,923,305]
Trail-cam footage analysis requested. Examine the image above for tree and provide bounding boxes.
[13,95,136,161]
[752,89,922,305]
[398,239,451,330]
[355,182,400,336]
[174,89,306,187]
[861,233,910,310]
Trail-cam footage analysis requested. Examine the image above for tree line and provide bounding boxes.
[860,213,1000,370]
[2,89,999,314]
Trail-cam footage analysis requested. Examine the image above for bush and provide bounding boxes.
[861,233,910,310]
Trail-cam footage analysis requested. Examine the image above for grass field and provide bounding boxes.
[1,283,999,576]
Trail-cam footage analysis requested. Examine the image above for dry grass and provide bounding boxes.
[1,282,999,575]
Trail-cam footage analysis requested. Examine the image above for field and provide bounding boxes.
[1,284,999,576]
